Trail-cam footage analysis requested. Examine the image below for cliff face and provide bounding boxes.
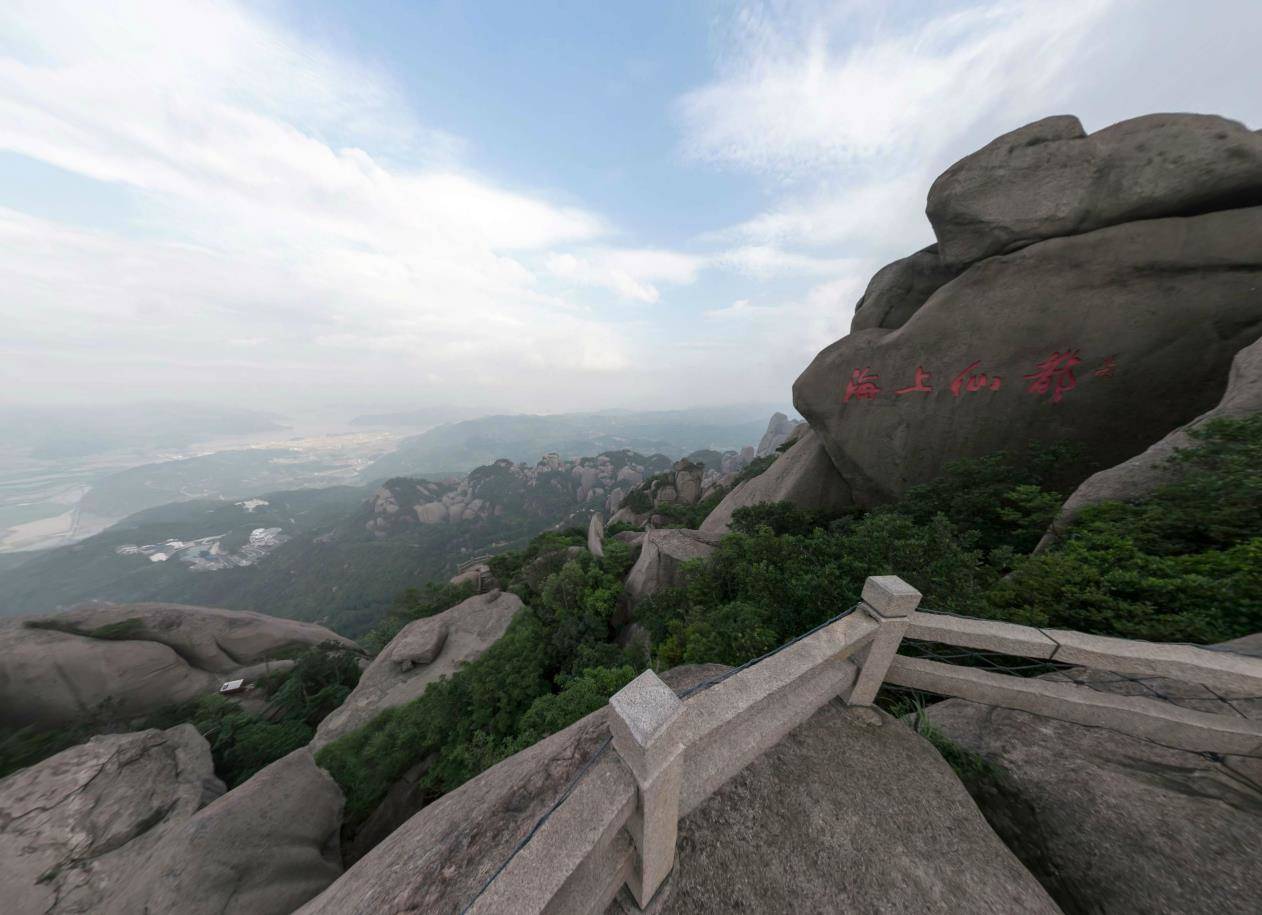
[788,113,1262,512]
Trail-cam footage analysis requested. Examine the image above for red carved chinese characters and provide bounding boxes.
[1093,355,1117,378]
[844,367,880,402]
[895,366,933,395]
[949,361,1002,397]
[1024,350,1081,403]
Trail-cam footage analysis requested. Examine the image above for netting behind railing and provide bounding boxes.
[458,601,863,913]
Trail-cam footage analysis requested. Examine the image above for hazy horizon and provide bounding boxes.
[5,0,1262,415]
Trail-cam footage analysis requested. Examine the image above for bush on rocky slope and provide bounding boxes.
[312,416,1262,846]
[317,538,643,831]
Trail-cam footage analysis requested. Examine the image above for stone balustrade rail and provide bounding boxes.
[463,575,1262,914]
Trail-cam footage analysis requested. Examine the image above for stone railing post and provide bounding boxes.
[608,670,686,908]
[848,575,921,706]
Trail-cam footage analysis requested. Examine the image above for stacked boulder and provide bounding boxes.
[0,604,356,730]
[703,113,1262,530]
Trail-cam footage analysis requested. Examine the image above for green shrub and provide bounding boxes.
[317,540,640,830]
[621,488,653,514]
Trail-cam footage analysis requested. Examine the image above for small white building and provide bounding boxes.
[219,679,245,694]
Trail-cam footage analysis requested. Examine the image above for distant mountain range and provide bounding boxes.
[361,407,784,480]
[0,446,744,636]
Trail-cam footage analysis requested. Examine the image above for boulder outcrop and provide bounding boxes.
[588,511,606,558]
[300,666,1057,914]
[790,113,1262,515]
[298,701,613,915]
[700,427,852,532]
[795,204,1262,507]
[927,633,1262,915]
[0,604,354,729]
[608,700,1058,914]
[365,451,676,537]
[621,529,723,610]
[754,412,803,457]
[106,748,344,915]
[926,113,1262,268]
[0,725,223,915]
[849,244,962,333]
[311,590,523,749]
[1044,334,1262,543]
[51,601,355,671]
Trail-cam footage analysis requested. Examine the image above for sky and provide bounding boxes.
[2,0,1261,417]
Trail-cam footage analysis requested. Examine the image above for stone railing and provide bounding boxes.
[464,575,1262,914]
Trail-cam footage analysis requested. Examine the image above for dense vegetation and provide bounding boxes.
[317,531,643,829]
[0,645,361,782]
[317,416,1262,839]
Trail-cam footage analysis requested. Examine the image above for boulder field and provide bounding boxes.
[0,603,355,729]
[704,113,1262,529]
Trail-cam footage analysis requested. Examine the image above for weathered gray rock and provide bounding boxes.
[106,748,344,915]
[622,529,723,610]
[700,427,853,532]
[609,699,1057,914]
[302,662,1055,915]
[0,725,223,915]
[51,601,356,671]
[673,460,703,506]
[927,634,1262,915]
[0,624,216,729]
[753,411,804,457]
[850,244,963,333]
[588,511,605,559]
[1044,334,1262,544]
[795,205,1262,508]
[927,113,1262,268]
[298,703,614,915]
[0,604,355,730]
[311,590,522,749]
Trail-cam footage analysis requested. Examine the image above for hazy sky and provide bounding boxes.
[2,0,1260,416]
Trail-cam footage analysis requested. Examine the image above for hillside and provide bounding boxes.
[0,446,755,635]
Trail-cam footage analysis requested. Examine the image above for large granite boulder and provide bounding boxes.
[700,427,853,532]
[51,601,356,671]
[0,622,218,729]
[1044,334,1262,544]
[927,633,1262,915]
[311,590,523,749]
[794,204,1262,508]
[621,529,723,610]
[849,244,962,333]
[0,725,223,915]
[106,748,344,915]
[0,604,356,729]
[754,412,803,457]
[927,113,1262,268]
[298,700,614,915]
[609,700,1057,914]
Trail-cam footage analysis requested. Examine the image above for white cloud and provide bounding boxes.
[545,248,703,304]
[677,0,1116,177]
[0,0,631,409]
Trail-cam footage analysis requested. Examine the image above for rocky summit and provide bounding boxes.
[781,114,1262,512]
